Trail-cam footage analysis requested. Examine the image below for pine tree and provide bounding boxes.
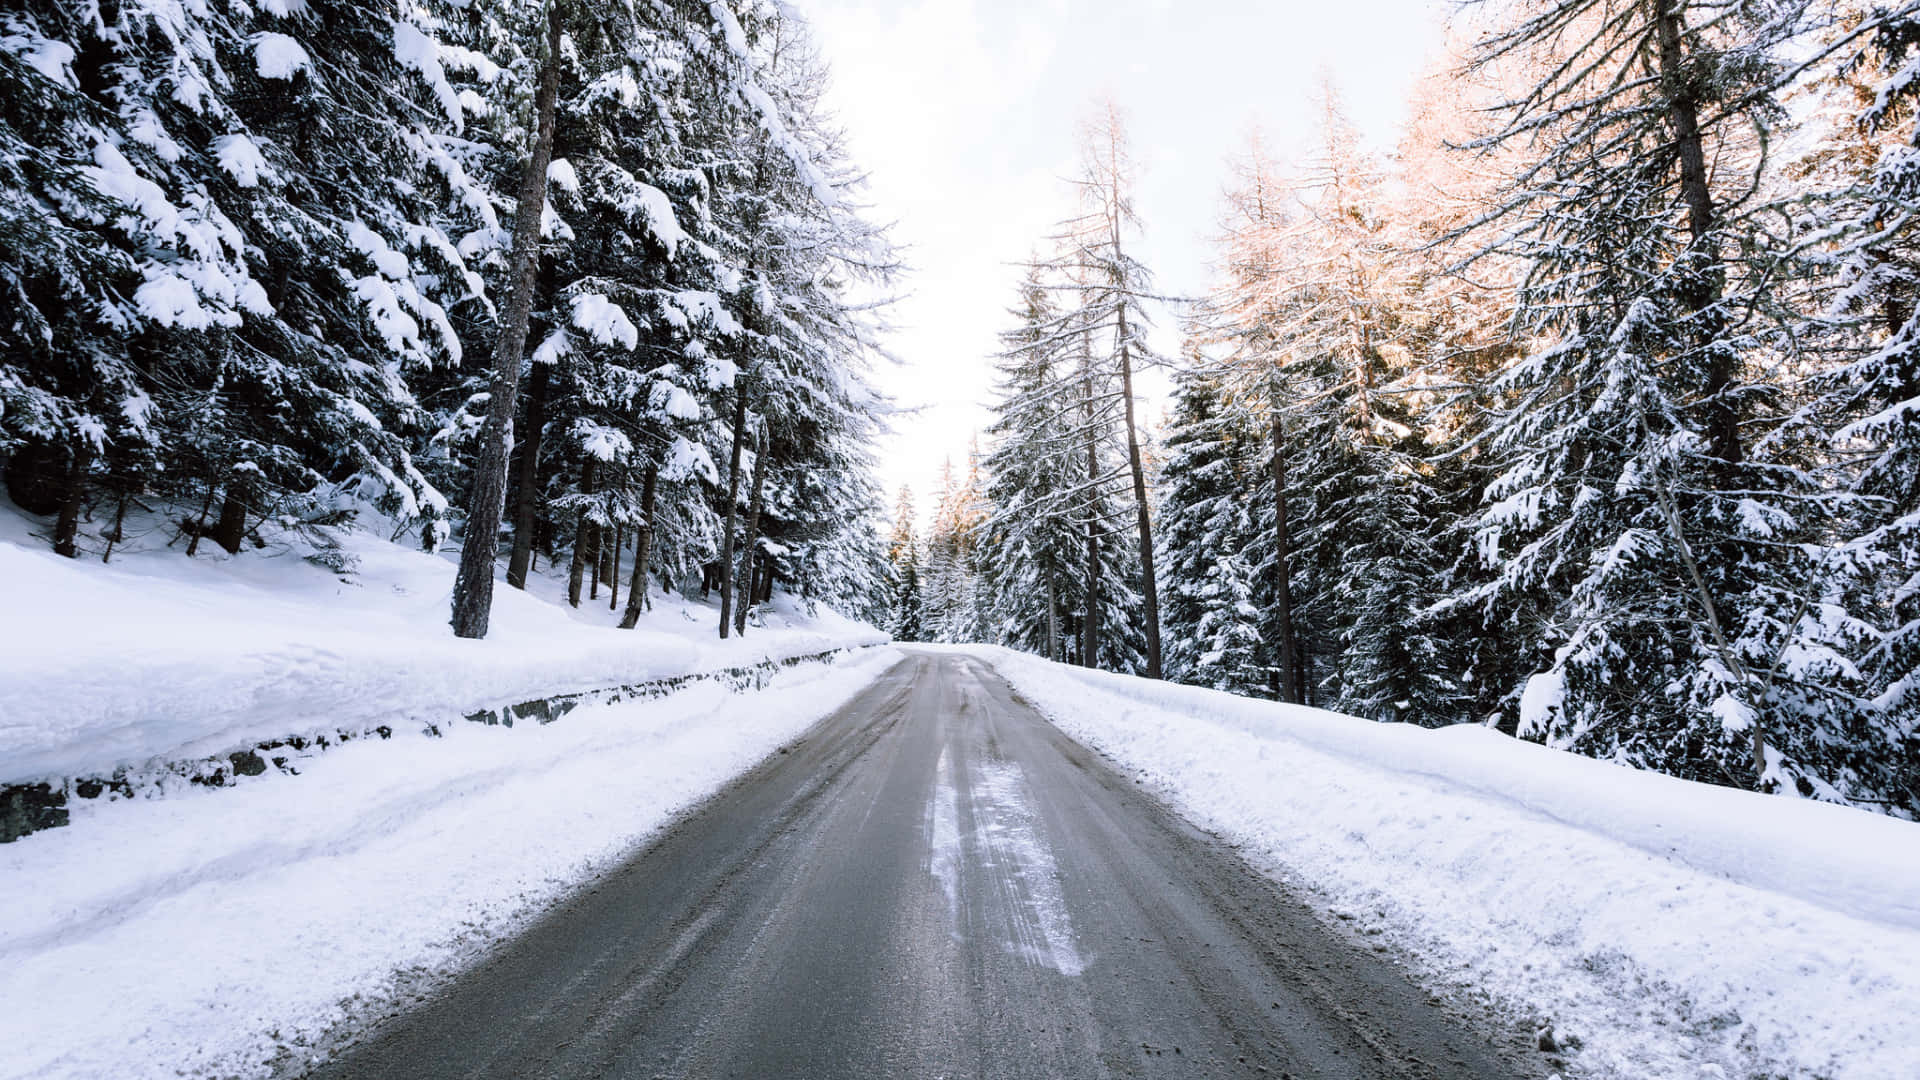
[887,485,925,642]
[982,272,1085,660]
[1155,370,1266,694]
[2,0,495,561]
[1447,0,1860,791]
[1782,6,1920,811]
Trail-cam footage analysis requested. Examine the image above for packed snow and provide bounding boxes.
[0,647,902,1080]
[962,645,1920,1080]
[0,505,885,788]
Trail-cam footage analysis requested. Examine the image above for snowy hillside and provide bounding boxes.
[965,646,1920,1080]
[0,504,886,789]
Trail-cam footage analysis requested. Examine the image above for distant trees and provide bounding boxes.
[886,485,925,642]
[928,6,1918,816]
[951,107,1160,674]
[0,1,893,642]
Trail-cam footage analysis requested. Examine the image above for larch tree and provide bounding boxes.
[1044,103,1168,677]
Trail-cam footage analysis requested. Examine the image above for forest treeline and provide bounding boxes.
[0,0,893,635]
[890,1,1920,817]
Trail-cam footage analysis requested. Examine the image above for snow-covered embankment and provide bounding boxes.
[0,523,886,791]
[0,647,903,1080]
[967,645,1920,1080]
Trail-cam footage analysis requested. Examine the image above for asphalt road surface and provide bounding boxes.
[313,651,1535,1079]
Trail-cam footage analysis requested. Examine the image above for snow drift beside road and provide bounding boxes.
[0,507,885,786]
[0,647,903,1080]
[967,645,1920,1080]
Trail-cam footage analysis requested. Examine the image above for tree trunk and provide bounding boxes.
[735,425,768,636]
[1045,564,1061,662]
[449,3,564,639]
[102,492,128,564]
[1082,356,1101,670]
[1269,402,1303,704]
[1651,0,1739,469]
[618,462,658,629]
[608,524,622,611]
[51,441,90,559]
[1115,309,1162,679]
[599,502,617,597]
[717,383,748,638]
[567,458,598,608]
[185,482,214,558]
[505,358,552,589]
[589,504,604,600]
[213,474,250,555]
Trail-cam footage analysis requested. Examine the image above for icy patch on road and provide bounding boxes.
[927,746,963,922]
[924,743,1084,976]
[972,759,1084,977]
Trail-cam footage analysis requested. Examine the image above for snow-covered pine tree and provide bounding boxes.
[1155,369,1267,694]
[1782,5,1920,813]
[1447,0,1865,794]
[921,457,983,642]
[982,271,1086,660]
[1,0,494,561]
[722,14,892,633]
[1198,134,1307,702]
[886,485,926,642]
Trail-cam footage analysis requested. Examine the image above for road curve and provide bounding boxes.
[311,651,1535,1079]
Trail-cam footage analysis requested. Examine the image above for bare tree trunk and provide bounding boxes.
[601,504,617,592]
[449,3,564,639]
[1045,563,1061,662]
[506,359,552,589]
[1270,402,1303,704]
[567,458,598,608]
[1116,309,1162,679]
[619,462,659,629]
[1651,0,1738,470]
[185,481,214,557]
[735,425,768,636]
[589,498,607,600]
[102,492,127,564]
[608,524,622,611]
[52,441,90,559]
[1082,360,1101,671]
[213,473,250,555]
[717,383,747,638]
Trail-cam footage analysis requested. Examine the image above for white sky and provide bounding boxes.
[801,0,1450,522]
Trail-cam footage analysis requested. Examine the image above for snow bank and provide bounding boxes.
[0,506,886,787]
[966,645,1920,1080]
[0,647,902,1080]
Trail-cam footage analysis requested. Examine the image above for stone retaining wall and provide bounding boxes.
[0,645,869,844]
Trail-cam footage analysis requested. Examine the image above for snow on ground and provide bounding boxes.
[0,646,904,1080]
[962,645,1920,1080]
[0,502,885,786]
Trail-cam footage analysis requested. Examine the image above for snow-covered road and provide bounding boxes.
[310,650,1535,1080]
